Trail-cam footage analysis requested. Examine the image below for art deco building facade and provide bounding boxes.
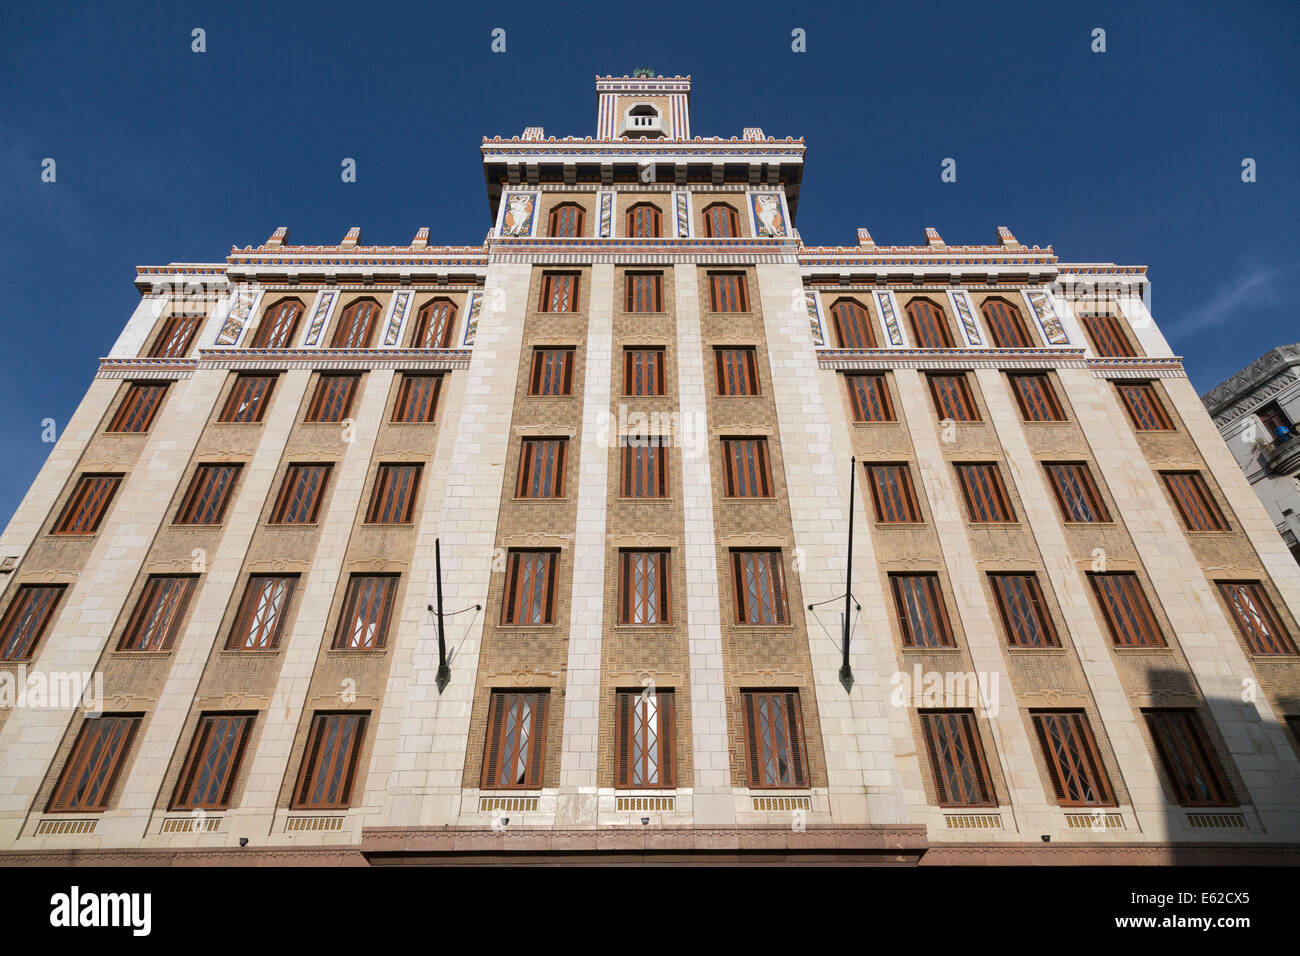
[2,75,1299,864]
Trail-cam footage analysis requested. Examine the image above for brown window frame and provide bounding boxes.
[516,438,568,499]
[1045,463,1111,523]
[331,574,399,649]
[304,373,360,423]
[391,373,443,423]
[548,203,585,238]
[292,711,369,809]
[731,549,789,625]
[175,464,241,526]
[919,710,995,807]
[708,272,749,312]
[618,549,672,625]
[270,464,332,524]
[117,575,198,652]
[365,463,422,524]
[410,298,457,349]
[46,714,143,813]
[1088,572,1165,647]
[1142,709,1234,807]
[714,347,760,396]
[625,272,664,313]
[529,347,575,396]
[1031,711,1116,807]
[620,436,669,498]
[846,374,895,422]
[1008,373,1066,422]
[149,314,202,358]
[866,463,922,523]
[1116,382,1174,431]
[722,437,774,498]
[702,202,739,238]
[218,374,276,424]
[1080,313,1135,357]
[226,575,297,650]
[1216,581,1297,655]
[539,272,580,313]
[0,584,66,660]
[170,712,255,811]
[502,550,559,626]
[250,297,304,349]
[741,690,809,788]
[626,202,662,238]
[616,689,676,788]
[981,297,1033,348]
[623,347,666,396]
[106,382,167,433]
[906,298,955,349]
[928,373,980,421]
[52,474,122,535]
[988,573,1060,648]
[1161,471,1229,532]
[955,463,1016,523]
[329,298,381,349]
[481,691,549,789]
[830,298,877,349]
[890,573,956,647]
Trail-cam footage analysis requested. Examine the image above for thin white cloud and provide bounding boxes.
[1167,262,1293,338]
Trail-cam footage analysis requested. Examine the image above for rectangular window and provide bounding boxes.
[218,374,276,424]
[623,348,666,396]
[175,464,241,525]
[171,713,255,810]
[846,374,895,422]
[502,550,559,625]
[118,575,197,652]
[391,374,442,423]
[742,690,809,788]
[1009,373,1065,422]
[890,573,955,647]
[928,374,980,421]
[955,463,1016,523]
[332,574,399,649]
[0,584,66,660]
[516,438,567,499]
[46,714,142,812]
[305,374,359,423]
[715,347,759,396]
[919,710,994,807]
[1162,472,1228,532]
[270,464,331,524]
[107,383,166,432]
[292,712,368,809]
[481,691,549,789]
[1031,711,1115,807]
[149,315,201,358]
[539,273,579,312]
[1088,572,1165,647]
[989,573,1059,647]
[866,463,921,523]
[625,272,663,312]
[1143,709,1233,807]
[708,272,749,312]
[226,575,297,650]
[618,550,671,625]
[722,438,773,498]
[529,347,574,396]
[1116,382,1174,431]
[1217,581,1297,655]
[616,690,675,788]
[52,474,122,535]
[366,464,422,524]
[1045,463,1111,523]
[1081,313,1135,357]
[621,437,668,498]
[731,550,789,625]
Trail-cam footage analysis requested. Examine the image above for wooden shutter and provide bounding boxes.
[0,585,66,660]
[1089,573,1165,647]
[906,299,955,348]
[251,298,304,348]
[1217,581,1297,655]
[981,298,1032,348]
[47,715,142,812]
[1081,313,1135,357]
[1117,382,1173,430]
[107,383,167,432]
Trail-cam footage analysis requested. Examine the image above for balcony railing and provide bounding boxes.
[618,114,666,138]
[1266,434,1300,475]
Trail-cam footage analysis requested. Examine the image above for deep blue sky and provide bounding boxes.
[1,0,1297,525]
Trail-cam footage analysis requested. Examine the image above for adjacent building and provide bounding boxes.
[1,74,1298,864]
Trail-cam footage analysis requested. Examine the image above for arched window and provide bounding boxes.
[411,298,457,349]
[626,203,662,238]
[549,203,585,238]
[703,203,739,238]
[981,297,1032,348]
[330,298,381,349]
[251,297,304,349]
[830,299,877,349]
[906,298,955,349]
